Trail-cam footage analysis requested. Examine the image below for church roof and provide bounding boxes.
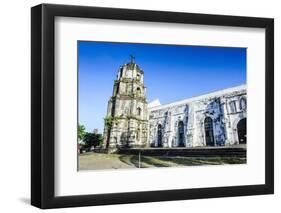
[148,84,246,110]
[148,99,161,108]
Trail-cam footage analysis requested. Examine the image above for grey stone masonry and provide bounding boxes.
[104,60,247,151]
[103,59,148,151]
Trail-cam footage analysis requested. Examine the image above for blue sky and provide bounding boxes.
[78,41,246,132]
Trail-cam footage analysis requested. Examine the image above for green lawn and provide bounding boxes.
[79,152,246,170]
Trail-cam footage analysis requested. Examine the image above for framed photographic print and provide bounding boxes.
[31,3,274,209]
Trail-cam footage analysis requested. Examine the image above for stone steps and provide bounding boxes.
[117,147,246,157]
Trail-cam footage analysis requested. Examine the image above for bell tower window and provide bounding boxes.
[136,87,141,96]
[136,73,141,81]
[137,107,142,116]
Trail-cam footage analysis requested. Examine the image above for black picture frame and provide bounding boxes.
[31,3,274,209]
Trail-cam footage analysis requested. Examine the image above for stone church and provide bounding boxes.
[103,59,246,150]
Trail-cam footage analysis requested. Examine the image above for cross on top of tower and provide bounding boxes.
[130,54,135,63]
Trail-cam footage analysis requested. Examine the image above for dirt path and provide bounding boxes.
[79,153,135,170]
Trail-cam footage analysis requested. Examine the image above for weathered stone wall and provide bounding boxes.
[103,61,149,150]
[148,85,246,147]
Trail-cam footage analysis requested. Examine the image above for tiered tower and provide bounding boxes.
[103,56,148,151]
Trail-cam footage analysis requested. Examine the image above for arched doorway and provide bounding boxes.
[178,121,185,147]
[157,124,163,147]
[204,117,215,146]
[237,118,246,144]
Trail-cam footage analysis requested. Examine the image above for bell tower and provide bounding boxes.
[103,56,148,151]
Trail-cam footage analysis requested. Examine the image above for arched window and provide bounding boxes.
[239,97,247,111]
[136,74,141,81]
[136,87,141,96]
[157,124,163,147]
[137,107,142,116]
[178,121,185,147]
[204,117,214,146]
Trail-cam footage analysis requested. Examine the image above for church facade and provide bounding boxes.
[103,60,247,150]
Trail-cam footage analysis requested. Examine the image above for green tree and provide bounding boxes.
[83,132,103,148]
[78,124,86,141]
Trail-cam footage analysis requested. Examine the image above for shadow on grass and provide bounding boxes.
[150,156,246,166]
[118,154,171,168]
[154,156,206,166]
[140,156,171,167]
[119,154,246,168]
[118,155,146,168]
